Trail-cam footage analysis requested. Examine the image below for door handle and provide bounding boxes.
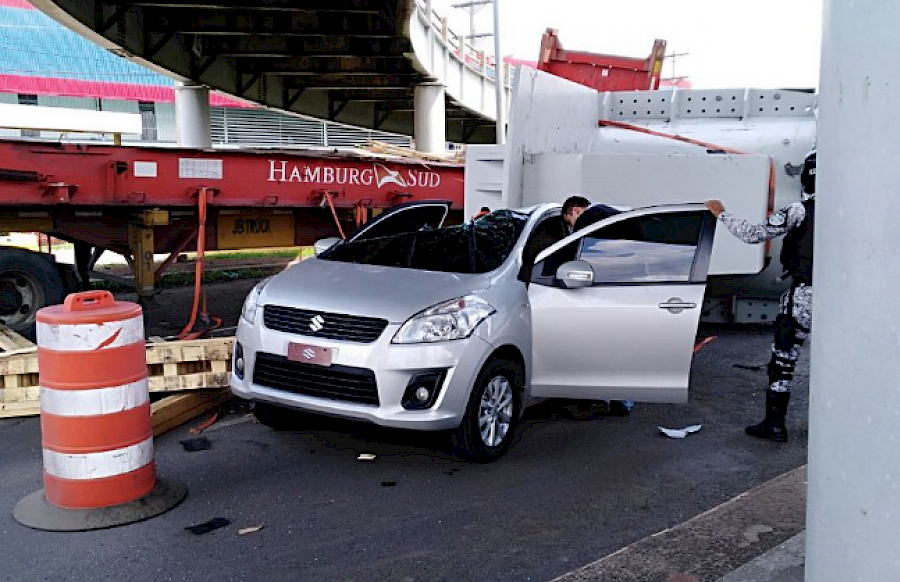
[658,298,697,314]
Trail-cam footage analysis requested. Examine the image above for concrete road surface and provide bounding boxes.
[1,280,809,582]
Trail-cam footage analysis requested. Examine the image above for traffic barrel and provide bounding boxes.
[13,291,186,531]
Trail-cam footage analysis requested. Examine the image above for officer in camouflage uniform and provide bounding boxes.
[704,150,816,442]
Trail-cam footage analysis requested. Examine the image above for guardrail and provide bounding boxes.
[415,0,513,85]
[410,0,513,121]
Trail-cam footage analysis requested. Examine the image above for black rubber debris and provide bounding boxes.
[381,482,397,487]
[185,517,230,535]
[733,363,765,371]
[179,437,212,452]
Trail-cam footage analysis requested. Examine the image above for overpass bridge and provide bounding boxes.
[29,0,511,145]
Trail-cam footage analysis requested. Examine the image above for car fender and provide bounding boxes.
[472,308,532,403]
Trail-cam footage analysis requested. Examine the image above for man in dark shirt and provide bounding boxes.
[573,203,621,231]
[519,195,590,281]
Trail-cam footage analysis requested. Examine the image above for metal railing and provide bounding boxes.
[414,0,513,87]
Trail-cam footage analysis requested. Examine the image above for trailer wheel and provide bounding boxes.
[0,248,66,341]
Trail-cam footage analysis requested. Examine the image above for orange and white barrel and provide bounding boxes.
[36,291,154,509]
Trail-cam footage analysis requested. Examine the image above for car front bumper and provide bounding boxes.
[231,319,491,431]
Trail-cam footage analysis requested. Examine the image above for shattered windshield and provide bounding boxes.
[321,210,529,274]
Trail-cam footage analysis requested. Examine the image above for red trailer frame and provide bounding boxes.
[0,138,464,336]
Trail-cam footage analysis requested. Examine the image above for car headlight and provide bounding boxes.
[392,296,495,344]
[240,277,272,325]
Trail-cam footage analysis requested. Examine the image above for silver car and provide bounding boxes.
[231,201,716,461]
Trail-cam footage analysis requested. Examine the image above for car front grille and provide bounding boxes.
[252,352,379,406]
[263,305,388,343]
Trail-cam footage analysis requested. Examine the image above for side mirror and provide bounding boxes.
[556,260,594,289]
[313,237,342,256]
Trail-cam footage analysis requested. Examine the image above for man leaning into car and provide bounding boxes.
[518,195,590,281]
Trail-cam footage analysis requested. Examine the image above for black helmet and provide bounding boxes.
[800,150,816,195]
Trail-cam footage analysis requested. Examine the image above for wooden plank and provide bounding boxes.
[0,386,39,403]
[0,324,35,352]
[145,337,234,365]
[151,389,232,436]
[0,350,38,376]
[364,140,464,164]
[0,400,41,418]
[148,371,231,392]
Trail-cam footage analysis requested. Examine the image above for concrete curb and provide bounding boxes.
[719,532,805,582]
[552,466,807,582]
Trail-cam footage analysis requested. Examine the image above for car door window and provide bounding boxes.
[531,211,707,287]
[348,202,450,243]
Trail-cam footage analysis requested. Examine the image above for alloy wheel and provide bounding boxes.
[478,375,514,447]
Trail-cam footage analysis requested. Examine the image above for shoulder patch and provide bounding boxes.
[767,211,787,227]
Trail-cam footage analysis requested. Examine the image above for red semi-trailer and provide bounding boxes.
[0,138,464,337]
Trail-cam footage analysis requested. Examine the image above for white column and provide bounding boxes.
[806,1,900,580]
[492,0,506,144]
[414,82,446,154]
[174,81,211,148]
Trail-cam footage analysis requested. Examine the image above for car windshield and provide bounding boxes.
[321,210,529,274]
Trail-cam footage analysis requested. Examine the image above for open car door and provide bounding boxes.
[527,204,716,403]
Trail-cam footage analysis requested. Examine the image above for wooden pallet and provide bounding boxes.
[0,325,38,417]
[0,336,235,419]
[0,325,35,353]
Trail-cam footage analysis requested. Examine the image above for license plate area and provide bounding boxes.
[286,342,333,366]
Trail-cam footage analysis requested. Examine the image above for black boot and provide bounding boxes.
[745,390,790,442]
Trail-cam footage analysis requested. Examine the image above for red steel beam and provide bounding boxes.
[0,139,464,209]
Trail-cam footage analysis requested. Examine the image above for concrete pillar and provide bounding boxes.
[806,1,900,580]
[414,82,445,154]
[174,81,211,148]
[491,0,506,144]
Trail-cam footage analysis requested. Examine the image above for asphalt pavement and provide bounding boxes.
[1,280,811,582]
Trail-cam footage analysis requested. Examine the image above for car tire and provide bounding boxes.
[452,358,522,463]
[252,402,300,430]
[0,248,66,341]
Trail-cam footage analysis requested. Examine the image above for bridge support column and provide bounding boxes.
[806,1,900,580]
[174,82,211,148]
[414,82,446,154]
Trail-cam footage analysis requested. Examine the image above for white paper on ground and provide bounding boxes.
[658,424,702,439]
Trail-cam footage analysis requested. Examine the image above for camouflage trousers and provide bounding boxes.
[768,283,812,393]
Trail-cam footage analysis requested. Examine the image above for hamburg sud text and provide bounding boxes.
[267,160,442,189]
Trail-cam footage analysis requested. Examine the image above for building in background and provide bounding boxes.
[0,0,413,148]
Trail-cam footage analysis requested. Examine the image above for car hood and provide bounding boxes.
[261,258,493,323]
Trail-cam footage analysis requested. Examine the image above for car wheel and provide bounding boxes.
[452,358,522,462]
[252,402,300,430]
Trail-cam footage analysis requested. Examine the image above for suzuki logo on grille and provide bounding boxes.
[302,348,316,360]
[309,315,325,332]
